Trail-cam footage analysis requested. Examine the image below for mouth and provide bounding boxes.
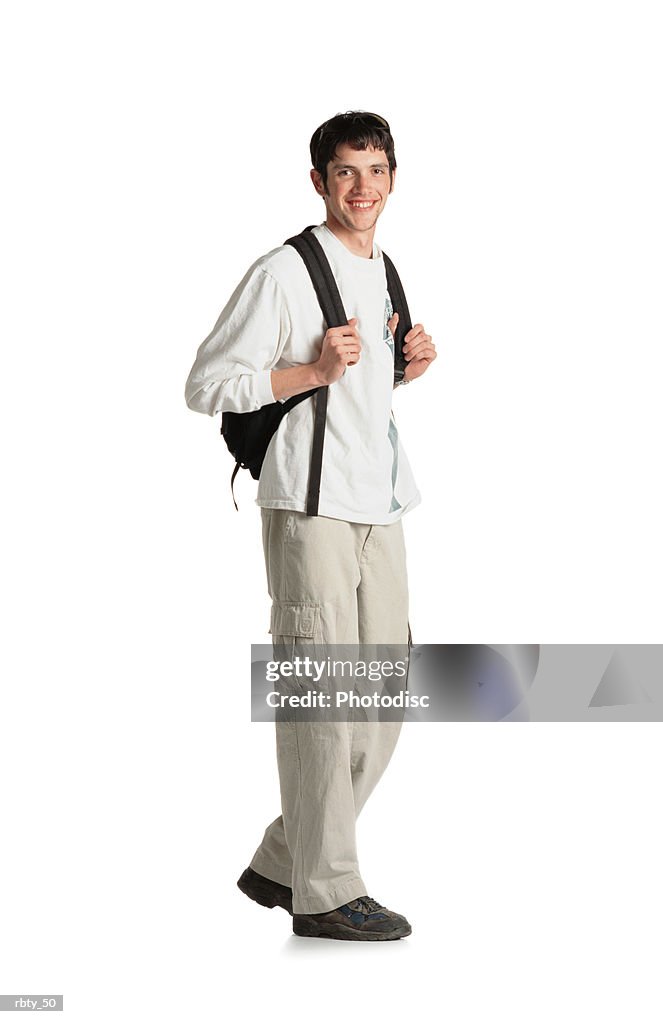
[347,200,379,210]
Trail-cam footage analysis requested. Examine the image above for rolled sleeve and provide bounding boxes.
[253,368,276,407]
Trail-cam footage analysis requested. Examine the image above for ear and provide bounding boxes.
[389,166,397,194]
[310,168,326,198]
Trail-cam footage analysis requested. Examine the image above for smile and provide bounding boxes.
[347,200,378,209]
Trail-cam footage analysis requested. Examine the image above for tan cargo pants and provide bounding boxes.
[249,508,410,914]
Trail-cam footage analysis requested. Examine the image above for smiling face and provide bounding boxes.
[311,142,395,242]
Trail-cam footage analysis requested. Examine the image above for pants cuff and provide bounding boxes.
[248,853,293,889]
[293,876,367,915]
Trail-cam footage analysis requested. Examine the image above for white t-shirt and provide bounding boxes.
[185,223,421,525]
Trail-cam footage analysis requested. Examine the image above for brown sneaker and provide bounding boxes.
[293,896,411,941]
[237,867,293,916]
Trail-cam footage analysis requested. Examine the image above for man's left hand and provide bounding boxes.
[388,313,437,382]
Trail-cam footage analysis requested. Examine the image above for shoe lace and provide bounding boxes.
[351,896,384,915]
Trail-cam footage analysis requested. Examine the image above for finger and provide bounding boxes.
[404,337,433,357]
[408,342,435,358]
[407,324,426,335]
[407,337,432,354]
[332,339,362,351]
[408,345,436,363]
[403,326,426,349]
[404,336,433,357]
[335,323,360,339]
[329,317,358,330]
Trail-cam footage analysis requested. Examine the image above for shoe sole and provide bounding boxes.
[293,918,411,941]
[237,873,293,916]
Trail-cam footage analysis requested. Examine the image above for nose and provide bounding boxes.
[351,171,375,195]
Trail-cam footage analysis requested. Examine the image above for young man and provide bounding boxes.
[185,111,436,940]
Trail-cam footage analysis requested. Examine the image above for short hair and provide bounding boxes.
[310,111,397,191]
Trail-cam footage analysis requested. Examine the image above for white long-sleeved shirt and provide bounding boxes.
[185,223,421,525]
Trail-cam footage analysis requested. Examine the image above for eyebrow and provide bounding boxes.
[332,161,390,171]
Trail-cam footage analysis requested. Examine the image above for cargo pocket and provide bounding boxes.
[268,601,322,694]
[269,601,320,657]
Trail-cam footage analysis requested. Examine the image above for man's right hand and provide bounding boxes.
[313,317,361,386]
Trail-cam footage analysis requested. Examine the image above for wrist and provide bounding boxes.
[271,362,324,401]
[310,360,326,388]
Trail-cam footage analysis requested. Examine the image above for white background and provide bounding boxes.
[1,0,662,1021]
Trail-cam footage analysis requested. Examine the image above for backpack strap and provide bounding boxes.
[284,226,350,517]
[230,461,240,511]
[282,228,413,513]
[382,251,413,383]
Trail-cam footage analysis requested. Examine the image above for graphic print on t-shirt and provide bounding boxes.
[384,293,402,513]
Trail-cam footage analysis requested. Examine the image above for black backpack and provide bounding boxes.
[220,226,412,516]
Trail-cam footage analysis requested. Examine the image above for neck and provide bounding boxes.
[323,216,375,259]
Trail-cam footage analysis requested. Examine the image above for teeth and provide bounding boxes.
[349,201,375,208]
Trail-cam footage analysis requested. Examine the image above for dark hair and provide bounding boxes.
[310,110,396,191]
